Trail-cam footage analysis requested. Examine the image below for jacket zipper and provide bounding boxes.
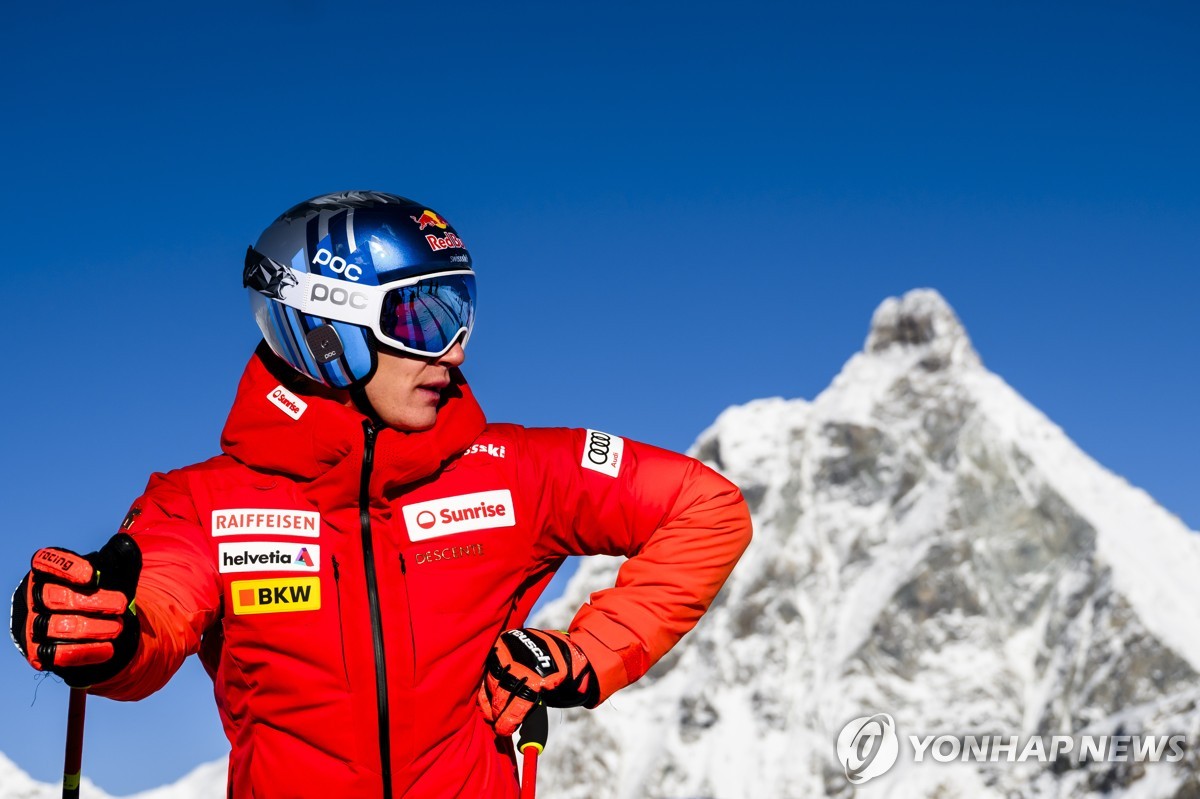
[397,553,417,679]
[330,556,351,688]
[359,421,393,799]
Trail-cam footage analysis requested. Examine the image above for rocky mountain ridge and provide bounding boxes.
[532,289,1200,798]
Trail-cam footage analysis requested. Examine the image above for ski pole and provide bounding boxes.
[63,687,87,799]
[517,703,548,799]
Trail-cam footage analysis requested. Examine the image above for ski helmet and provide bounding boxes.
[244,191,476,388]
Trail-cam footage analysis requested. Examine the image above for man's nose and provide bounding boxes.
[437,341,466,367]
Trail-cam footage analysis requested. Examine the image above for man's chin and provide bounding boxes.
[384,410,438,432]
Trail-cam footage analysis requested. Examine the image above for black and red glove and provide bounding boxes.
[9,533,142,687]
[477,628,600,736]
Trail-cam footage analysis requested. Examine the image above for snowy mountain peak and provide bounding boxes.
[865,288,980,370]
[534,289,1200,799]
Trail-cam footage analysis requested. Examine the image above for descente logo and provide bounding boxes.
[401,489,516,542]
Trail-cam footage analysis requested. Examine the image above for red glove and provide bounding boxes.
[10,534,142,687]
[477,628,599,736]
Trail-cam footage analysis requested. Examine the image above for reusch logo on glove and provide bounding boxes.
[509,630,554,674]
[230,577,321,615]
[401,489,516,542]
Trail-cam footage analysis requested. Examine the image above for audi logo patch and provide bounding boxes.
[581,429,624,478]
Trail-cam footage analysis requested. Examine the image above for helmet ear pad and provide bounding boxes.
[254,336,383,420]
[318,319,378,388]
[249,290,379,389]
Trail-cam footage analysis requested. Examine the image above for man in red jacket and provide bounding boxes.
[11,191,752,798]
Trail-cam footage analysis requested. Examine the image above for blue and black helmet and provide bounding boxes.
[244,191,476,388]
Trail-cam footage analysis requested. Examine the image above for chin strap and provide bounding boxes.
[349,384,382,424]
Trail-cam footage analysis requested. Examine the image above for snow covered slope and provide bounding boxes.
[533,289,1200,798]
[0,751,225,799]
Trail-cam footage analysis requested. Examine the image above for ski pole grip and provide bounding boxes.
[517,702,548,755]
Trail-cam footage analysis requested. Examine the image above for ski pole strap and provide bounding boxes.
[63,687,87,799]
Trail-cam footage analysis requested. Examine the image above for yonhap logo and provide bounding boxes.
[832,712,1187,782]
[836,713,899,784]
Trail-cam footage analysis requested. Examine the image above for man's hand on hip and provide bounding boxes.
[478,628,599,736]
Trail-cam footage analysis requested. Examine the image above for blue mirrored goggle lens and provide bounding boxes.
[378,273,476,355]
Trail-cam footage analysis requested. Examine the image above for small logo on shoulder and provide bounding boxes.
[581,429,624,478]
[268,385,308,420]
[464,443,507,459]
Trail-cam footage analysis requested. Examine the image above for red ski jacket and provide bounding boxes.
[93,348,752,798]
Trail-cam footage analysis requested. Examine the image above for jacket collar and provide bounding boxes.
[220,345,486,498]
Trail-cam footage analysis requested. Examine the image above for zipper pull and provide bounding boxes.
[332,555,341,581]
[399,553,407,574]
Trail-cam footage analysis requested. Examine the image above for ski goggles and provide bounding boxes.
[246,249,476,358]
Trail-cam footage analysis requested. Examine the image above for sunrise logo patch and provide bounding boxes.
[231,577,321,615]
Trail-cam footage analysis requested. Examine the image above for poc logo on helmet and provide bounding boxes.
[312,248,363,281]
[310,284,369,310]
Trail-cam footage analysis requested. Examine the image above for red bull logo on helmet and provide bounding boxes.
[410,210,449,230]
[425,231,465,252]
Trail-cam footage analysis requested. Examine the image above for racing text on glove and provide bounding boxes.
[10,533,142,687]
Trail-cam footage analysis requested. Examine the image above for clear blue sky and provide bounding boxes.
[2,1,1196,793]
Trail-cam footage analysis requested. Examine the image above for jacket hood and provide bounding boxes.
[220,344,486,496]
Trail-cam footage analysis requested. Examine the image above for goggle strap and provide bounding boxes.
[290,271,378,327]
[246,251,475,355]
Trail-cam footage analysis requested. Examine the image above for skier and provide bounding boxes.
[10,191,752,798]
